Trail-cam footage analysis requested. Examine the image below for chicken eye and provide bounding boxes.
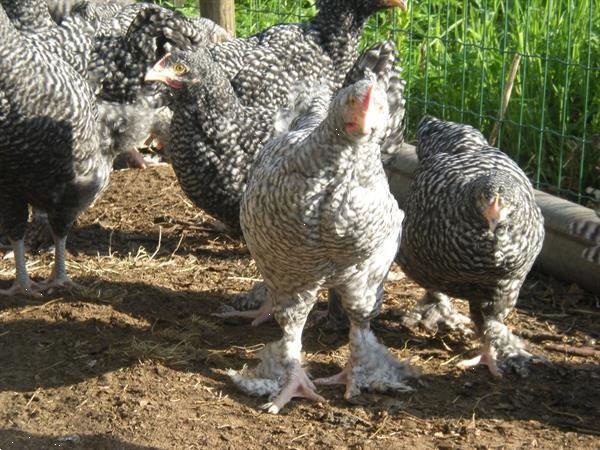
[347,96,357,107]
[173,63,187,75]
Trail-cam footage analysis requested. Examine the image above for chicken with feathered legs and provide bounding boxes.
[229,78,416,413]
[397,116,545,377]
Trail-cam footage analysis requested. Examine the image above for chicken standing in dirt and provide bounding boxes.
[229,78,416,414]
[145,41,406,327]
[0,4,107,295]
[0,0,230,255]
[397,116,545,377]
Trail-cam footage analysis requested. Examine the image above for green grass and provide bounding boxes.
[147,0,599,206]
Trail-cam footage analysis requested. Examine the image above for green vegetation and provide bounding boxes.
[148,0,599,204]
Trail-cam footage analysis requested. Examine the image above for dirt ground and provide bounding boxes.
[0,165,598,450]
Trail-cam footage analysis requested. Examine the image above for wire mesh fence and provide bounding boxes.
[160,0,599,206]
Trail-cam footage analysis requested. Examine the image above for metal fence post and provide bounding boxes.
[199,0,236,37]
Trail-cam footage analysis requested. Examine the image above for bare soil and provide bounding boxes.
[0,165,598,450]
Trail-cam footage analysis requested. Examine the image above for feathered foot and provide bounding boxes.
[214,282,273,326]
[458,320,534,377]
[314,326,417,399]
[402,291,472,335]
[227,341,324,414]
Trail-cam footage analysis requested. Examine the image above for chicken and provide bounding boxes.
[227,77,416,414]
[145,49,278,230]
[210,0,406,109]
[397,116,545,377]
[0,4,112,295]
[2,0,221,145]
[0,0,229,254]
[145,40,406,325]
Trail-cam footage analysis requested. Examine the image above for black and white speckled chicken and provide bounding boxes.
[0,0,229,254]
[145,49,278,230]
[3,0,217,144]
[145,41,407,326]
[146,40,404,231]
[227,78,416,414]
[210,0,405,109]
[397,116,545,377]
[7,0,229,140]
[0,4,114,295]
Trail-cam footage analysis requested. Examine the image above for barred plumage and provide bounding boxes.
[0,4,109,295]
[46,0,132,24]
[0,0,227,264]
[209,0,406,109]
[145,49,277,230]
[397,115,545,377]
[3,0,226,154]
[228,78,416,414]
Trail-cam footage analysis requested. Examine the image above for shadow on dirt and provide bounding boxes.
[0,429,161,450]
[0,277,598,436]
[68,222,245,260]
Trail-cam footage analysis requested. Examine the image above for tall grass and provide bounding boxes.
[389,0,599,204]
[149,0,599,205]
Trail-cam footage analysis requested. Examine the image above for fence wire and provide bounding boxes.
[233,0,599,207]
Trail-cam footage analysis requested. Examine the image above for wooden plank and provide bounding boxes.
[199,0,236,37]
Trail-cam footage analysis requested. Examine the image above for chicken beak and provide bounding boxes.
[145,54,172,84]
[484,194,502,232]
[383,0,408,12]
[354,84,379,136]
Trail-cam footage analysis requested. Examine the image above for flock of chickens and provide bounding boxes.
[0,0,552,414]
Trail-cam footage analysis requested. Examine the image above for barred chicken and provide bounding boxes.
[0,4,113,295]
[145,49,277,230]
[145,41,406,326]
[3,0,226,155]
[397,116,545,377]
[210,0,406,109]
[227,78,416,414]
[0,0,229,255]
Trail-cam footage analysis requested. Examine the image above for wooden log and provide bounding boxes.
[199,0,236,37]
